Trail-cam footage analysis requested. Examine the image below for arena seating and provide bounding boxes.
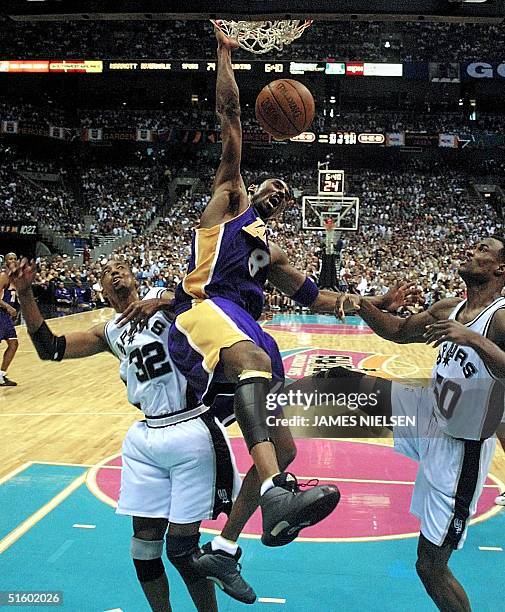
[1,20,504,62]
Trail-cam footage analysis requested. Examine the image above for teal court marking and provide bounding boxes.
[1,461,504,611]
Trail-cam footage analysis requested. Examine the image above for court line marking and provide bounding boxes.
[31,460,97,468]
[31,460,503,488]
[73,524,96,529]
[478,546,503,551]
[0,413,138,417]
[258,598,286,604]
[0,472,87,554]
[47,539,74,563]
[0,462,33,485]
[85,450,505,543]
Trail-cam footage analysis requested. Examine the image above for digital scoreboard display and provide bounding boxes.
[318,170,345,195]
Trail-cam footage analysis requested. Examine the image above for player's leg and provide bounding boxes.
[193,421,297,594]
[415,534,470,612]
[496,430,505,505]
[171,298,340,546]
[219,421,297,543]
[221,339,341,546]
[0,337,18,386]
[167,414,255,605]
[413,429,496,611]
[287,366,393,424]
[166,522,218,612]
[221,340,281,482]
[131,516,171,612]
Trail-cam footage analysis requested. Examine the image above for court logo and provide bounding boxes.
[282,348,387,379]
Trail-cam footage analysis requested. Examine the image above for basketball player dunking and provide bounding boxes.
[117,29,407,600]
[10,257,255,611]
[0,253,20,386]
[292,236,505,612]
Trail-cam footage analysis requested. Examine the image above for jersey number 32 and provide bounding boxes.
[130,341,172,383]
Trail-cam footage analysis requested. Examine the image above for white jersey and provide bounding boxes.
[104,288,188,418]
[432,296,505,439]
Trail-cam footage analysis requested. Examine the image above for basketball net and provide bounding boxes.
[211,19,313,54]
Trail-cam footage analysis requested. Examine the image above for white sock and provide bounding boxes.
[211,535,238,555]
[0,371,5,380]
[260,473,280,496]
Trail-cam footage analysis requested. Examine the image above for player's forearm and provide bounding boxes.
[358,298,406,342]
[310,290,343,314]
[467,334,505,380]
[0,299,11,312]
[216,45,240,120]
[16,287,44,333]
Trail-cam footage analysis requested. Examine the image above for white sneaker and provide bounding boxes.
[495,492,505,506]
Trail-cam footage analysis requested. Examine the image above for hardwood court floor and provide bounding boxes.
[1,309,504,485]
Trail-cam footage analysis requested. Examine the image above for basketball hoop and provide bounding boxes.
[211,19,313,55]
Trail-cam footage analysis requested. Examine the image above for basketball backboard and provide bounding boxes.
[302,194,359,231]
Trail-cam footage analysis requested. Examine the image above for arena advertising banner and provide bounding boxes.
[1,117,503,149]
[404,132,440,147]
[106,60,403,77]
[462,61,505,80]
[0,222,38,259]
[0,60,103,73]
[1,58,404,78]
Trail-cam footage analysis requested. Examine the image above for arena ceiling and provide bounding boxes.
[2,0,504,23]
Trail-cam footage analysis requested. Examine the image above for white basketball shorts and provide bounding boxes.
[391,382,496,549]
[117,412,242,524]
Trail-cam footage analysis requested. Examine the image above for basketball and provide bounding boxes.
[255,79,315,140]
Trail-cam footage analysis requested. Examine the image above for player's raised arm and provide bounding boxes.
[200,29,248,228]
[10,259,108,360]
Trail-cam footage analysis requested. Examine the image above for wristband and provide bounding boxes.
[29,321,66,361]
[291,277,319,307]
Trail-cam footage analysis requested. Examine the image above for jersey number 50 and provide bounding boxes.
[130,341,172,383]
[434,374,462,420]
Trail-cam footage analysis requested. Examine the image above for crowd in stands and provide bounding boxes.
[1,20,504,62]
[3,99,505,136]
[81,165,162,235]
[0,147,81,232]
[13,154,501,315]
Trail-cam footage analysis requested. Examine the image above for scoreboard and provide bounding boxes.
[318,170,344,196]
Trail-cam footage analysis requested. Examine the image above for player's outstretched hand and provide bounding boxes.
[9,258,36,295]
[116,298,175,333]
[214,24,240,50]
[423,319,479,348]
[334,293,361,323]
[374,281,420,313]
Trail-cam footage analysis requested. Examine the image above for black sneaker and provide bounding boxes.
[0,377,17,387]
[193,542,256,604]
[260,472,340,547]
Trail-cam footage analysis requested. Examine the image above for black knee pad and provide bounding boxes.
[234,373,271,452]
[166,534,201,585]
[133,558,165,583]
